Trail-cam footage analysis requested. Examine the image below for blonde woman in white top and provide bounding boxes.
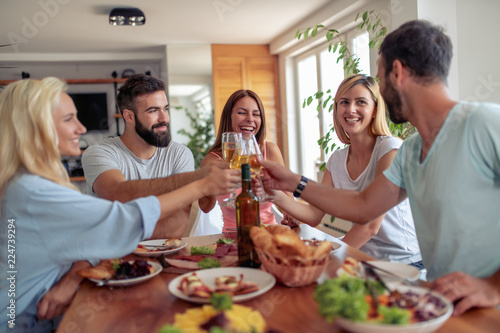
[272,74,422,267]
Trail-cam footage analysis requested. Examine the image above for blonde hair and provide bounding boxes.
[0,77,77,205]
[333,74,391,144]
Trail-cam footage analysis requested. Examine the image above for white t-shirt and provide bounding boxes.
[327,135,421,264]
[82,136,194,194]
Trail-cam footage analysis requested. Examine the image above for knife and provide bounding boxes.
[360,260,419,286]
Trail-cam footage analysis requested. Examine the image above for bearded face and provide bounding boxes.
[134,112,171,147]
[382,76,407,124]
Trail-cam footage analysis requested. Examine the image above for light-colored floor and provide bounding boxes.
[315,215,351,238]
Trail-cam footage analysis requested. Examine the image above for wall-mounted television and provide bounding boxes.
[69,92,109,131]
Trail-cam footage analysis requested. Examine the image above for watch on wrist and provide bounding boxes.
[293,176,308,198]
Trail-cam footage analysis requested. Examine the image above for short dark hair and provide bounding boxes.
[380,20,452,84]
[116,74,166,115]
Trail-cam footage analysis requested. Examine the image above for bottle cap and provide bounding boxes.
[241,163,251,181]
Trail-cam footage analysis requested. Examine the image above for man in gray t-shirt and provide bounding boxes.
[82,74,220,239]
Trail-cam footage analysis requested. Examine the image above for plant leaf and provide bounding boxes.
[304,27,311,39]
[326,30,334,41]
[307,96,313,105]
[332,43,339,53]
[311,26,318,37]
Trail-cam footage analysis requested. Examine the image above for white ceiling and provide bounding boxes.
[0,0,332,78]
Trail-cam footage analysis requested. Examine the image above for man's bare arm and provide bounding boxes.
[91,163,227,238]
[92,168,207,202]
[260,159,407,225]
[92,169,195,238]
[300,174,405,224]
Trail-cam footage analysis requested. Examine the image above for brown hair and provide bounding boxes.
[116,73,166,115]
[380,20,452,85]
[208,89,267,153]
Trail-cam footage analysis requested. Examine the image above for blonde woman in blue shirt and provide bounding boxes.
[0,77,239,332]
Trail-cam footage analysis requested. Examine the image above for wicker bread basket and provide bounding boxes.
[256,248,329,287]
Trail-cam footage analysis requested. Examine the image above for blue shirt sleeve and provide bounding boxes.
[383,143,407,189]
[468,103,500,180]
[20,177,161,264]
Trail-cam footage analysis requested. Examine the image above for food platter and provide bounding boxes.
[134,239,187,257]
[335,285,453,333]
[169,267,276,304]
[89,261,162,287]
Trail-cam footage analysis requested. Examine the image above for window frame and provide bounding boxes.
[289,27,374,181]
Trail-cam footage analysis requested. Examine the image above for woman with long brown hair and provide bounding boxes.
[200,89,292,232]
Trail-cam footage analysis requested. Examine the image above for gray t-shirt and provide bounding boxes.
[326,136,422,264]
[82,136,194,194]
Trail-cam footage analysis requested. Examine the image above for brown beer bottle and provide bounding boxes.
[236,163,261,268]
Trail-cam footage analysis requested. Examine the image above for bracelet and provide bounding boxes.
[293,176,308,198]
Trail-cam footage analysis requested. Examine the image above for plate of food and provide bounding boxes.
[162,238,239,271]
[315,275,452,333]
[159,293,268,333]
[337,257,420,282]
[134,238,187,257]
[78,259,163,287]
[169,267,276,304]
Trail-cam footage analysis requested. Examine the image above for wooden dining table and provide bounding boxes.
[56,224,499,333]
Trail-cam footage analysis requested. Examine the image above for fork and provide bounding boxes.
[143,245,169,250]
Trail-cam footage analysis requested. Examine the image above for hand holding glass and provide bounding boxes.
[245,134,275,203]
[220,132,242,207]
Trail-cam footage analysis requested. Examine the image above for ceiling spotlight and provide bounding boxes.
[109,8,146,26]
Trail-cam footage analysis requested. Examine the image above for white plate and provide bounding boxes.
[169,267,276,304]
[89,261,162,287]
[335,285,453,333]
[134,239,187,257]
[337,260,420,282]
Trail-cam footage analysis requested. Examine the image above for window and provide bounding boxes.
[289,29,371,181]
[193,87,213,120]
[352,32,370,75]
[296,54,320,179]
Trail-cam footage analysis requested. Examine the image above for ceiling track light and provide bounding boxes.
[109,8,146,26]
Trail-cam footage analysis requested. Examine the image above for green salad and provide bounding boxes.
[190,245,215,255]
[314,274,412,324]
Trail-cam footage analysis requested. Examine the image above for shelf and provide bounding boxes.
[0,78,125,136]
[0,78,127,86]
[70,176,86,182]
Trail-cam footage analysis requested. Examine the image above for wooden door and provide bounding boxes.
[211,44,281,149]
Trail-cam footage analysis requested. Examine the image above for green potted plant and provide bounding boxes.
[175,106,215,169]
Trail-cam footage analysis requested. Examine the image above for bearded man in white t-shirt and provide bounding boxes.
[83,74,222,239]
